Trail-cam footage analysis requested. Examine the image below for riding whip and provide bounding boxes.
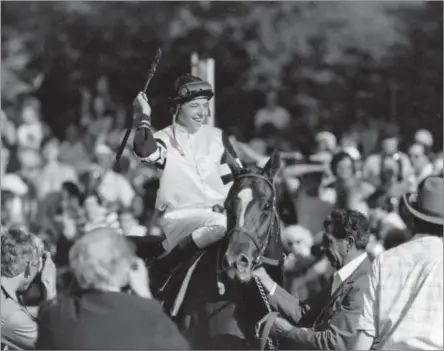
[114,48,162,166]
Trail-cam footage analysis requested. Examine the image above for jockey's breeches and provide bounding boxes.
[160,208,227,252]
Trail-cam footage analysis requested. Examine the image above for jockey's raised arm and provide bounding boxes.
[132,92,165,165]
[131,74,243,270]
[132,89,242,174]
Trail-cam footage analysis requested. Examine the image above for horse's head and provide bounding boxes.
[223,150,282,283]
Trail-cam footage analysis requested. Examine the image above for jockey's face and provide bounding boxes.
[177,98,210,133]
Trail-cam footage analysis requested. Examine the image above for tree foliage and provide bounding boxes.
[1,1,442,148]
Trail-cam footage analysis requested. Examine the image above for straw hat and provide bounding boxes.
[402,176,443,225]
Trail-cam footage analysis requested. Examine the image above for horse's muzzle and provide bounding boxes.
[223,252,254,283]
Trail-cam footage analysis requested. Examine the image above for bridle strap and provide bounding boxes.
[255,256,280,267]
[227,227,263,251]
[235,174,276,204]
[226,172,279,267]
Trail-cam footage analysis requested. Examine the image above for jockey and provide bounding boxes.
[132,74,242,266]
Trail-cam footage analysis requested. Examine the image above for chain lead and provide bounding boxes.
[254,276,279,350]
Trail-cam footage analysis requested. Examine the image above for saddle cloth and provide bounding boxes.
[170,252,205,317]
[159,251,206,317]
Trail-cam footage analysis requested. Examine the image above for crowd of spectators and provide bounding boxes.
[1,77,162,268]
[1,79,443,349]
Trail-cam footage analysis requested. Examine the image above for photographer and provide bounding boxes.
[36,227,189,350]
[1,226,57,350]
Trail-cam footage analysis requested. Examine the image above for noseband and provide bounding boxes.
[226,173,280,268]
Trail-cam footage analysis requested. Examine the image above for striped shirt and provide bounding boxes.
[356,234,443,350]
[135,123,241,212]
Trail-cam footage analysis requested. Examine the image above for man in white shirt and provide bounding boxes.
[353,176,443,350]
[253,209,372,350]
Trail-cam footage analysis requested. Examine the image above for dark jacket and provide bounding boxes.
[36,290,190,350]
[269,257,371,350]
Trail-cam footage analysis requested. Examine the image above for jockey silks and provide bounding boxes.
[134,122,241,212]
[133,121,242,251]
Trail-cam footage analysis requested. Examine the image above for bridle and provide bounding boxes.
[223,172,281,350]
[225,173,280,269]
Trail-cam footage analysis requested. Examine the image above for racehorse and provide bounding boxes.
[149,150,285,350]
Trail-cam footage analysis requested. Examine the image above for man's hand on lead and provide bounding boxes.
[252,267,276,294]
[270,316,294,337]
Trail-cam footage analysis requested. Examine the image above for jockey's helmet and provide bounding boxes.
[169,74,214,105]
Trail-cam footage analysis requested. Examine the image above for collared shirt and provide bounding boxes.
[1,280,37,350]
[138,123,241,212]
[356,234,443,350]
[331,252,368,295]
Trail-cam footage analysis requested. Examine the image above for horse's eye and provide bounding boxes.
[263,202,272,211]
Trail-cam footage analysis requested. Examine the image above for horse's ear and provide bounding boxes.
[263,150,282,180]
[225,150,242,178]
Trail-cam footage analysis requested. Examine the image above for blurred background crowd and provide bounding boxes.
[1,1,443,302]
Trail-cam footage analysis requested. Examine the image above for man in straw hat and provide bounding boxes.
[132,74,242,267]
[353,176,443,350]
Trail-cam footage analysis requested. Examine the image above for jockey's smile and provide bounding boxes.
[177,97,210,133]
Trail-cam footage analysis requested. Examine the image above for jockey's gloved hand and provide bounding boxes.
[133,92,152,122]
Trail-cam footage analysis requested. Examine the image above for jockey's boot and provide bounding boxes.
[158,235,201,273]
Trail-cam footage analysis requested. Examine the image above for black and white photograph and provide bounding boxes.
[1,1,443,350]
